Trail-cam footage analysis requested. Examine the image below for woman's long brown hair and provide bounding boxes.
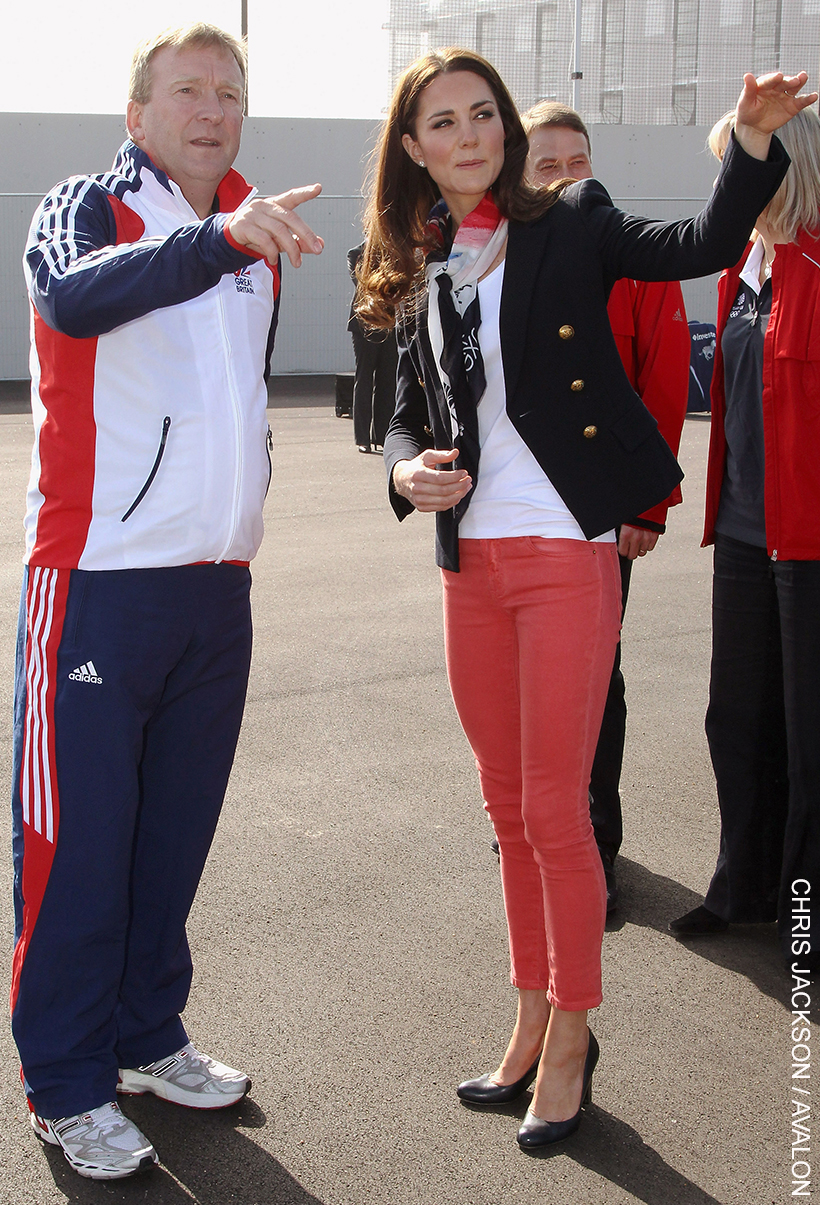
[356,48,560,330]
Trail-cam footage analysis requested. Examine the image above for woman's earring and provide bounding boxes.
[418,159,426,168]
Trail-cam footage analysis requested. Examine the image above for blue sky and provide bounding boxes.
[1,0,390,117]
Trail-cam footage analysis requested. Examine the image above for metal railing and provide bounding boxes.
[0,191,719,379]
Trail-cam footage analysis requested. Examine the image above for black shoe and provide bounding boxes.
[669,904,729,937]
[457,1055,541,1105]
[599,849,618,914]
[490,838,500,860]
[517,1030,598,1149]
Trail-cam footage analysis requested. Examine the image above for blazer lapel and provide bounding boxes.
[501,218,553,405]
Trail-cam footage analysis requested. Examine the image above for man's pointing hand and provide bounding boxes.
[227,183,324,268]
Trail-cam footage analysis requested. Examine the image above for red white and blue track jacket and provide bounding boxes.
[24,140,281,571]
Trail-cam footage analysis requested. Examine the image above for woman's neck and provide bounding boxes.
[753,219,790,285]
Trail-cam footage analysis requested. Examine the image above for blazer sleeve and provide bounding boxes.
[383,322,435,520]
[571,131,789,285]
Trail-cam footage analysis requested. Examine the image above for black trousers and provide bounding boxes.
[703,534,819,965]
[589,550,632,857]
[350,324,398,449]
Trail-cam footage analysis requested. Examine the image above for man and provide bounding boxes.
[13,23,322,1181]
[523,102,690,911]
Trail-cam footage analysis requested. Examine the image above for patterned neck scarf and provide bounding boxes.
[425,194,508,518]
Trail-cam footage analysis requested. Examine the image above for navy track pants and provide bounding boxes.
[11,562,252,1119]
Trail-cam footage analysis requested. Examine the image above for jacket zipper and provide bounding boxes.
[121,416,171,521]
[265,424,274,497]
[215,286,243,561]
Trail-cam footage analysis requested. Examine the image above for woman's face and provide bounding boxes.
[401,70,506,225]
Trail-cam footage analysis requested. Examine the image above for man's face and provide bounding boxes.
[526,126,592,187]
[127,44,244,206]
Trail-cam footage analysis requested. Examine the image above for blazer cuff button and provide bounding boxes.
[583,425,598,439]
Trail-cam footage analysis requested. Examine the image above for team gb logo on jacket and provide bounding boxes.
[234,266,255,295]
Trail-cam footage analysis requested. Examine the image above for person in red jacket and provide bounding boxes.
[670,107,820,973]
[523,103,690,911]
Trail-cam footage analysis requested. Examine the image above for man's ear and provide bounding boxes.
[126,99,145,145]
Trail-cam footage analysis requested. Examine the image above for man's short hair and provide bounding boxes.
[520,102,591,155]
[129,23,247,105]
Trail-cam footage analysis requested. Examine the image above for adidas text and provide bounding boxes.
[69,661,102,684]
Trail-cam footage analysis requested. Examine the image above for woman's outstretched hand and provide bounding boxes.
[735,71,818,159]
[392,448,472,512]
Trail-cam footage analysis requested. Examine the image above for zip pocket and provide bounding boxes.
[121,416,171,521]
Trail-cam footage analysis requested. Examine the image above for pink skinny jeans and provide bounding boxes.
[442,537,622,1011]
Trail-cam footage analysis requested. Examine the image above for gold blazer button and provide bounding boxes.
[570,379,585,392]
[583,425,598,439]
[559,324,575,340]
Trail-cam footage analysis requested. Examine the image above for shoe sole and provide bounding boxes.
[117,1071,251,1110]
[30,1112,158,1180]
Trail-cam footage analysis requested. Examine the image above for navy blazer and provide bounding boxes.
[383,133,789,571]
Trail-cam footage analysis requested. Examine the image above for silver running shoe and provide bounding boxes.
[30,1101,158,1180]
[118,1042,250,1109]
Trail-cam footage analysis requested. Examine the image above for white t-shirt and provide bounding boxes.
[432,260,614,543]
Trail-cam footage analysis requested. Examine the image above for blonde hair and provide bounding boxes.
[129,23,247,105]
[709,106,820,239]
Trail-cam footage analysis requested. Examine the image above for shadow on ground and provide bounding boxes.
[34,1097,323,1205]
[458,1095,720,1204]
[612,856,788,1008]
[526,1105,723,1205]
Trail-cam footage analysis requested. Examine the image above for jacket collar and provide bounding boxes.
[111,140,255,215]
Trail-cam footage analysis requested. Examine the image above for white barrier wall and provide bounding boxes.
[1,113,722,380]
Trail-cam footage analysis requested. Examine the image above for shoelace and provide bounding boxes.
[72,1106,128,1137]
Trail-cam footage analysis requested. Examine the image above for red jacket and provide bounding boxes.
[607,278,690,529]
[704,230,820,560]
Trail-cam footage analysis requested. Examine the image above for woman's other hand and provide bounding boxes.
[735,72,818,159]
[617,525,659,560]
[392,449,472,512]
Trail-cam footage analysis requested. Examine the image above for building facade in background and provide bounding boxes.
[388,0,820,126]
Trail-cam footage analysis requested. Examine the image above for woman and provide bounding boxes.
[356,49,810,1147]
[669,108,820,973]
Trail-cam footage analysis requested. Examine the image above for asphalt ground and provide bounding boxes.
[0,380,795,1205]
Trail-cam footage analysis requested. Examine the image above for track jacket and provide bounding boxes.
[704,228,820,560]
[24,140,280,571]
[607,278,689,531]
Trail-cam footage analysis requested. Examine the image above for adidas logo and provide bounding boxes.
[68,660,102,684]
[673,307,684,322]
